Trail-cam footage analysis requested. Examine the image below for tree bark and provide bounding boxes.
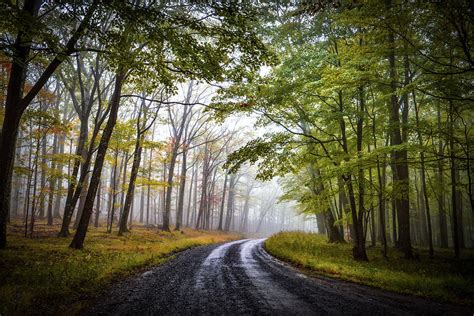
[217,173,228,231]
[386,13,412,258]
[94,178,101,228]
[0,0,41,248]
[175,151,188,231]
[449,101,460,258]
[70,69,125,249]
[118,133,144,235]
[47,133,58,226]
[224,174,236,232]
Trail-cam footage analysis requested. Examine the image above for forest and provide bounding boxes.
[0,0,473,314]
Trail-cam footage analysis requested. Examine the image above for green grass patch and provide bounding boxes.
[265,231,474,305]
[0,221,240,315]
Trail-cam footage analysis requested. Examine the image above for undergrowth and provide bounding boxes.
[0,221,239,315]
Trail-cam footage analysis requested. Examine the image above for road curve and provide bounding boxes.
[86,239,471,315]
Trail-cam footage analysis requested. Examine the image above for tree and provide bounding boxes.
[70,1,271,248]
[0,0,99,248]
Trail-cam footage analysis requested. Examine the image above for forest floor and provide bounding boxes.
[265,231,474,306]
[0,220,240,315]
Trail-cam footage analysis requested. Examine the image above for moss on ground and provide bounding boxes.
[265,231,474,306]
[0,221,239,315]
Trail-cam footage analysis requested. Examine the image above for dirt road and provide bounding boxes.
[86,239,470,315]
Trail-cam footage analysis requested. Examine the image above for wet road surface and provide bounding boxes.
[86,239,471,315]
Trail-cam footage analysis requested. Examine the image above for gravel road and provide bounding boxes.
[86,239,471,315]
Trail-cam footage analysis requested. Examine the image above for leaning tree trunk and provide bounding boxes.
[70,69,125,249]
[59,119,88,236]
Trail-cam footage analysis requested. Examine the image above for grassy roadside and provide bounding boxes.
[0,222,240,315]
[265,231,474,306]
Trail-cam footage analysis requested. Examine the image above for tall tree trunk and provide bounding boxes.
[449,101,460,258]
[140,150,146,223]
[413,92,434,256]
[163,148,178,231]
[59,119,88,236]
[186,163,195,227]
[119,151,129,219]
[53,133,65,219]
[0,0,98,247]
[0,0,41,248]
[70,69,125,249]
[386,13,412,258]
[108,152,120,233]
[39,133,47,219]
[224,174,236,232]
[74,172,90,229]
[240,187,251,233]
[118,134,144,235]
[146,148,153,227]
[11,131,23,220]
[196,148,209,230]
[455,169,465,249]
[338,89,367,261]
[217,173,228,231]
[374,125,388,256]
[175,151,188,231]
[191,163,199,227]
[29,136,42,237]
[47,134,58,226]
[94,178,101,228]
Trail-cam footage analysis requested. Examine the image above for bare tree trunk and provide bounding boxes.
[146,148,153,227]
[59,119,88,236]
[119,134,144,235]
[94,178,101,228]
[217,173,228,231]
[387,15,412,258]
[196,148,209,230]
[224,174,236,232]
[186,163,195,227]
[39,133,47,219]
[449,101,460,258]
[70,69,125,249]
[140,150,146,223]
[191,163,198,227]
[455,169,465,249]
[47,133,58,226]
[175,151,188,231]
[163,149,177,231]
[0,0,43,248]
[73,172,90,229]
[29,135,42,237]
[53,133,65,219]
[108,152,120,233]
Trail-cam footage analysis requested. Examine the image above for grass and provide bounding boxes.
[0,221,240,315]
[265,231,474,306]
